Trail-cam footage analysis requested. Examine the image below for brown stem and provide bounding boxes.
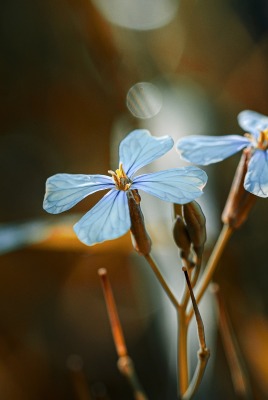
[181,349,210,400]
[144,253,180,309]
[128,190,152,255]
[188,224,233,321]
[98,268,127,357]
[212,284,252,400]
[118,356,149,400]
[98,269,149,400]
[177,308,189,396]
[181,263,201,310]
[181,268,210,400]
[222,150,257,229]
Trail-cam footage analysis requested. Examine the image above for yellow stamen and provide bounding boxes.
[115,163,127,179]
[108,163,132,191]
[263,128,268,140]
[244,130,268,150]
[257,128,268,150]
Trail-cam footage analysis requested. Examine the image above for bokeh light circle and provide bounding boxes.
[126,82,162,119]
[92,0,179,31]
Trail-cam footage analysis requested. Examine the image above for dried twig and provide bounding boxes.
[98,268,149,400]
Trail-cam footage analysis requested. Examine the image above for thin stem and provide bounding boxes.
[181,268,192,310]
[181,350,210,400]
[177,308,189,396]
[181,263,201,310]
[178,264,202,397]
[118,356,149,400]
[212,285,252,400]
[144,254,189,395]
[188,224,233,320]
[183,268,208,352]
[98,269,149,400]
[98,268,127,357]
[181,268,210,400]
[144,253,180,310]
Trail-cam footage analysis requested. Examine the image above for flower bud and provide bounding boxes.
[222,149,257,229]
[173,203,183,219]
[127,190,152,255]
[183,200,206,261]
[172,215,191,259]
[183,201,206,248]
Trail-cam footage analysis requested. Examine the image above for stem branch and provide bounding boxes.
[188,224,233,320]
[182,268,210,400]
[181,349,210,400]
[144,254,180,310]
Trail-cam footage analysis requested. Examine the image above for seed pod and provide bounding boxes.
[222,149,257,229]
[173,203,183,219]
[172,216,191,259]
[127,190,152,255]
[183,200,206,258]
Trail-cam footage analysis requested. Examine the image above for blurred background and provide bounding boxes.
[0,0,268,398]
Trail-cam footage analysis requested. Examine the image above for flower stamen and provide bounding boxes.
[108,162,132,191]
[257,129,268,150]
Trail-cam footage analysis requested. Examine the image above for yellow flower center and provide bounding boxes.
[108,163,132,191]
[257,128,268,150]
[244,129,268,150]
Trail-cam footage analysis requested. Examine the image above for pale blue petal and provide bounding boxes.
[119,129,174,177]
[238,110,268,138]
[74,189,130,245]
[176,135,250,165]
[132,167,207,204]
[43,173,114,214]
[244,150,268,197]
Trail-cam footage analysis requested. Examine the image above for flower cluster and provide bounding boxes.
[42,109,267,399]
[43,130,207,246]
[43,110,268,247]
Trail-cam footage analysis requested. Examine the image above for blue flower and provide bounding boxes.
[176,110,268,198]
[43,130,207,246]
